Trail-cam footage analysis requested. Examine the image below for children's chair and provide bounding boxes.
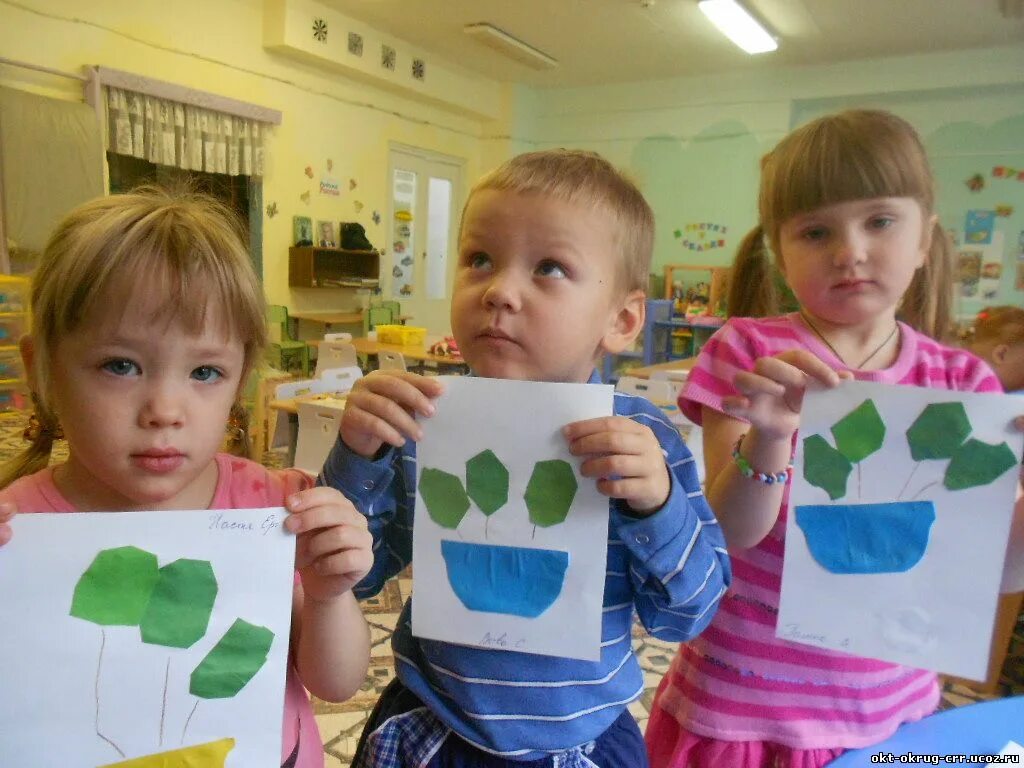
[294,399,347,475]
[615,376,676,403]
[266,305,311,376]
[363,305,394,335]
[378,350,407,372]
[315,341,359,378]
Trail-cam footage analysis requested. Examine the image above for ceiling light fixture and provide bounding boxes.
[463,23,558,69]
[698,0,778,54]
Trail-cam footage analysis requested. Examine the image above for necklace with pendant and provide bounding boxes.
[800,312,899,370]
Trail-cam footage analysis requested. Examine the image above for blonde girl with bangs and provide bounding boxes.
[647,110,1024,767]
[0,188,372,768]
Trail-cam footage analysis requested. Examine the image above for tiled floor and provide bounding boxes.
[4,416,1021,765]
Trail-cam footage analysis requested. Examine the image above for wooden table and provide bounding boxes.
[626,356,699,379]
[312,338,469,372]
[291,310,414,330]
[290,310,363,326]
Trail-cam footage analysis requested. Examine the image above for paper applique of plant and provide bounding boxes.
[803,399,886,500]
[419,451,578,538]
[70,547,274,758]
[900,402,1017,499]
[802,398,1017,502]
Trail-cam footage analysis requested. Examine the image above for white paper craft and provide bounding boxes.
[778,380,1023,681]
[999,741,1024,760]
[412,376,614,661]
[0,508,295,767]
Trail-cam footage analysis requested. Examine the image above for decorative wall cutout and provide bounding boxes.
[673,222,729,252]
[412,58,425,80]
[992,165,1024,181]
[966,173,985,192]
[381,44,396,71]
[347,31,363,56]
[312,18,327,43]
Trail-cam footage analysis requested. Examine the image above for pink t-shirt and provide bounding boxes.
[1,453,324,768]
[663,314,1003,749]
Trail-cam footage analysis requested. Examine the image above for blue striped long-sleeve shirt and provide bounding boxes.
[321,375,731,760]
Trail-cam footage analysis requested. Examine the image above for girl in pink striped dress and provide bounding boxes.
[646,109,1023,767]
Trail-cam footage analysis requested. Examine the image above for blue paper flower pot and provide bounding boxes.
[440,540,569,618]
[794,500,936,575]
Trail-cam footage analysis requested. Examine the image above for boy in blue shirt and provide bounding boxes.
[324,149,730,767]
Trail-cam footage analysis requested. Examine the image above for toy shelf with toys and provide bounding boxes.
[0,276,30,417]
[660,263,729,360]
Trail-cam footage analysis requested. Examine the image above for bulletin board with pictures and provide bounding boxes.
[939,157,1024,320]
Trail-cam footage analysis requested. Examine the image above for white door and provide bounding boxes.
[387,145,463,335]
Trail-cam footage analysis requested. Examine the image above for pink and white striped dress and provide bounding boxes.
[651,314,1001,756]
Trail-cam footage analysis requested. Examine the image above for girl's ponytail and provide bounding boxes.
[225,401,254,460]
[726,225,780,318]
[0,400,60,490]
[900,221,953,342]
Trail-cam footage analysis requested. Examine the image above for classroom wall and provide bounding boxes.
[529,45,1024,311]
[0,0,519,321]
[5,2,1023,320]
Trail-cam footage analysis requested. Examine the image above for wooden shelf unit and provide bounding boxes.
[288,246,380,288]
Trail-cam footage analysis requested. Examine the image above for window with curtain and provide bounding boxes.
[104,86,266,278]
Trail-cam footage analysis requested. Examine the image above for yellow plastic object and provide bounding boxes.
[376,324,427,346]
[99,738,235,767]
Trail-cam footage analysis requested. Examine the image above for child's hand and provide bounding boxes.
[0,503,14,546]
[565,417,670,515]
[285,487,373,603]
[723,350,850,440]
[340,371,445,459]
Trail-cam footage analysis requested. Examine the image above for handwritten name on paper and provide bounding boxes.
[209,512,283,536]
[479,631,527,651]
[779,623,850,650]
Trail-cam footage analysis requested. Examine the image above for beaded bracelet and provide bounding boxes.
[733,435,792,485]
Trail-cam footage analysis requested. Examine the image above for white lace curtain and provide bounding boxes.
[105,86,264,176]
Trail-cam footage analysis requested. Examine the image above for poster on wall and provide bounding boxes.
[391,169,416,298]
[980,261,1003,301]
[965,209,996,245]
[956,249,982,298]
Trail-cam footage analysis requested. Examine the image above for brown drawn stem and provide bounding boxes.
[897,462,920,501]
[181,699,200,745]
[159,657,171,746]
[910,480,940,501]
[95,628,125,758]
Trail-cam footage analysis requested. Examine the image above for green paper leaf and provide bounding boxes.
[419,468,470,528]
[803,434,853,501]
[189,618,274,699]
[140,559,218,649]
[831,399,886,463]
[466,449,509,517]
[525,460,578,528]
[906,402,971,461]
[944,439,1017,491]
[70,546,159,626]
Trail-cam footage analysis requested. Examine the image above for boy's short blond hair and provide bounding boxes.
[464,149,653,293]
[974,306,1024,348]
